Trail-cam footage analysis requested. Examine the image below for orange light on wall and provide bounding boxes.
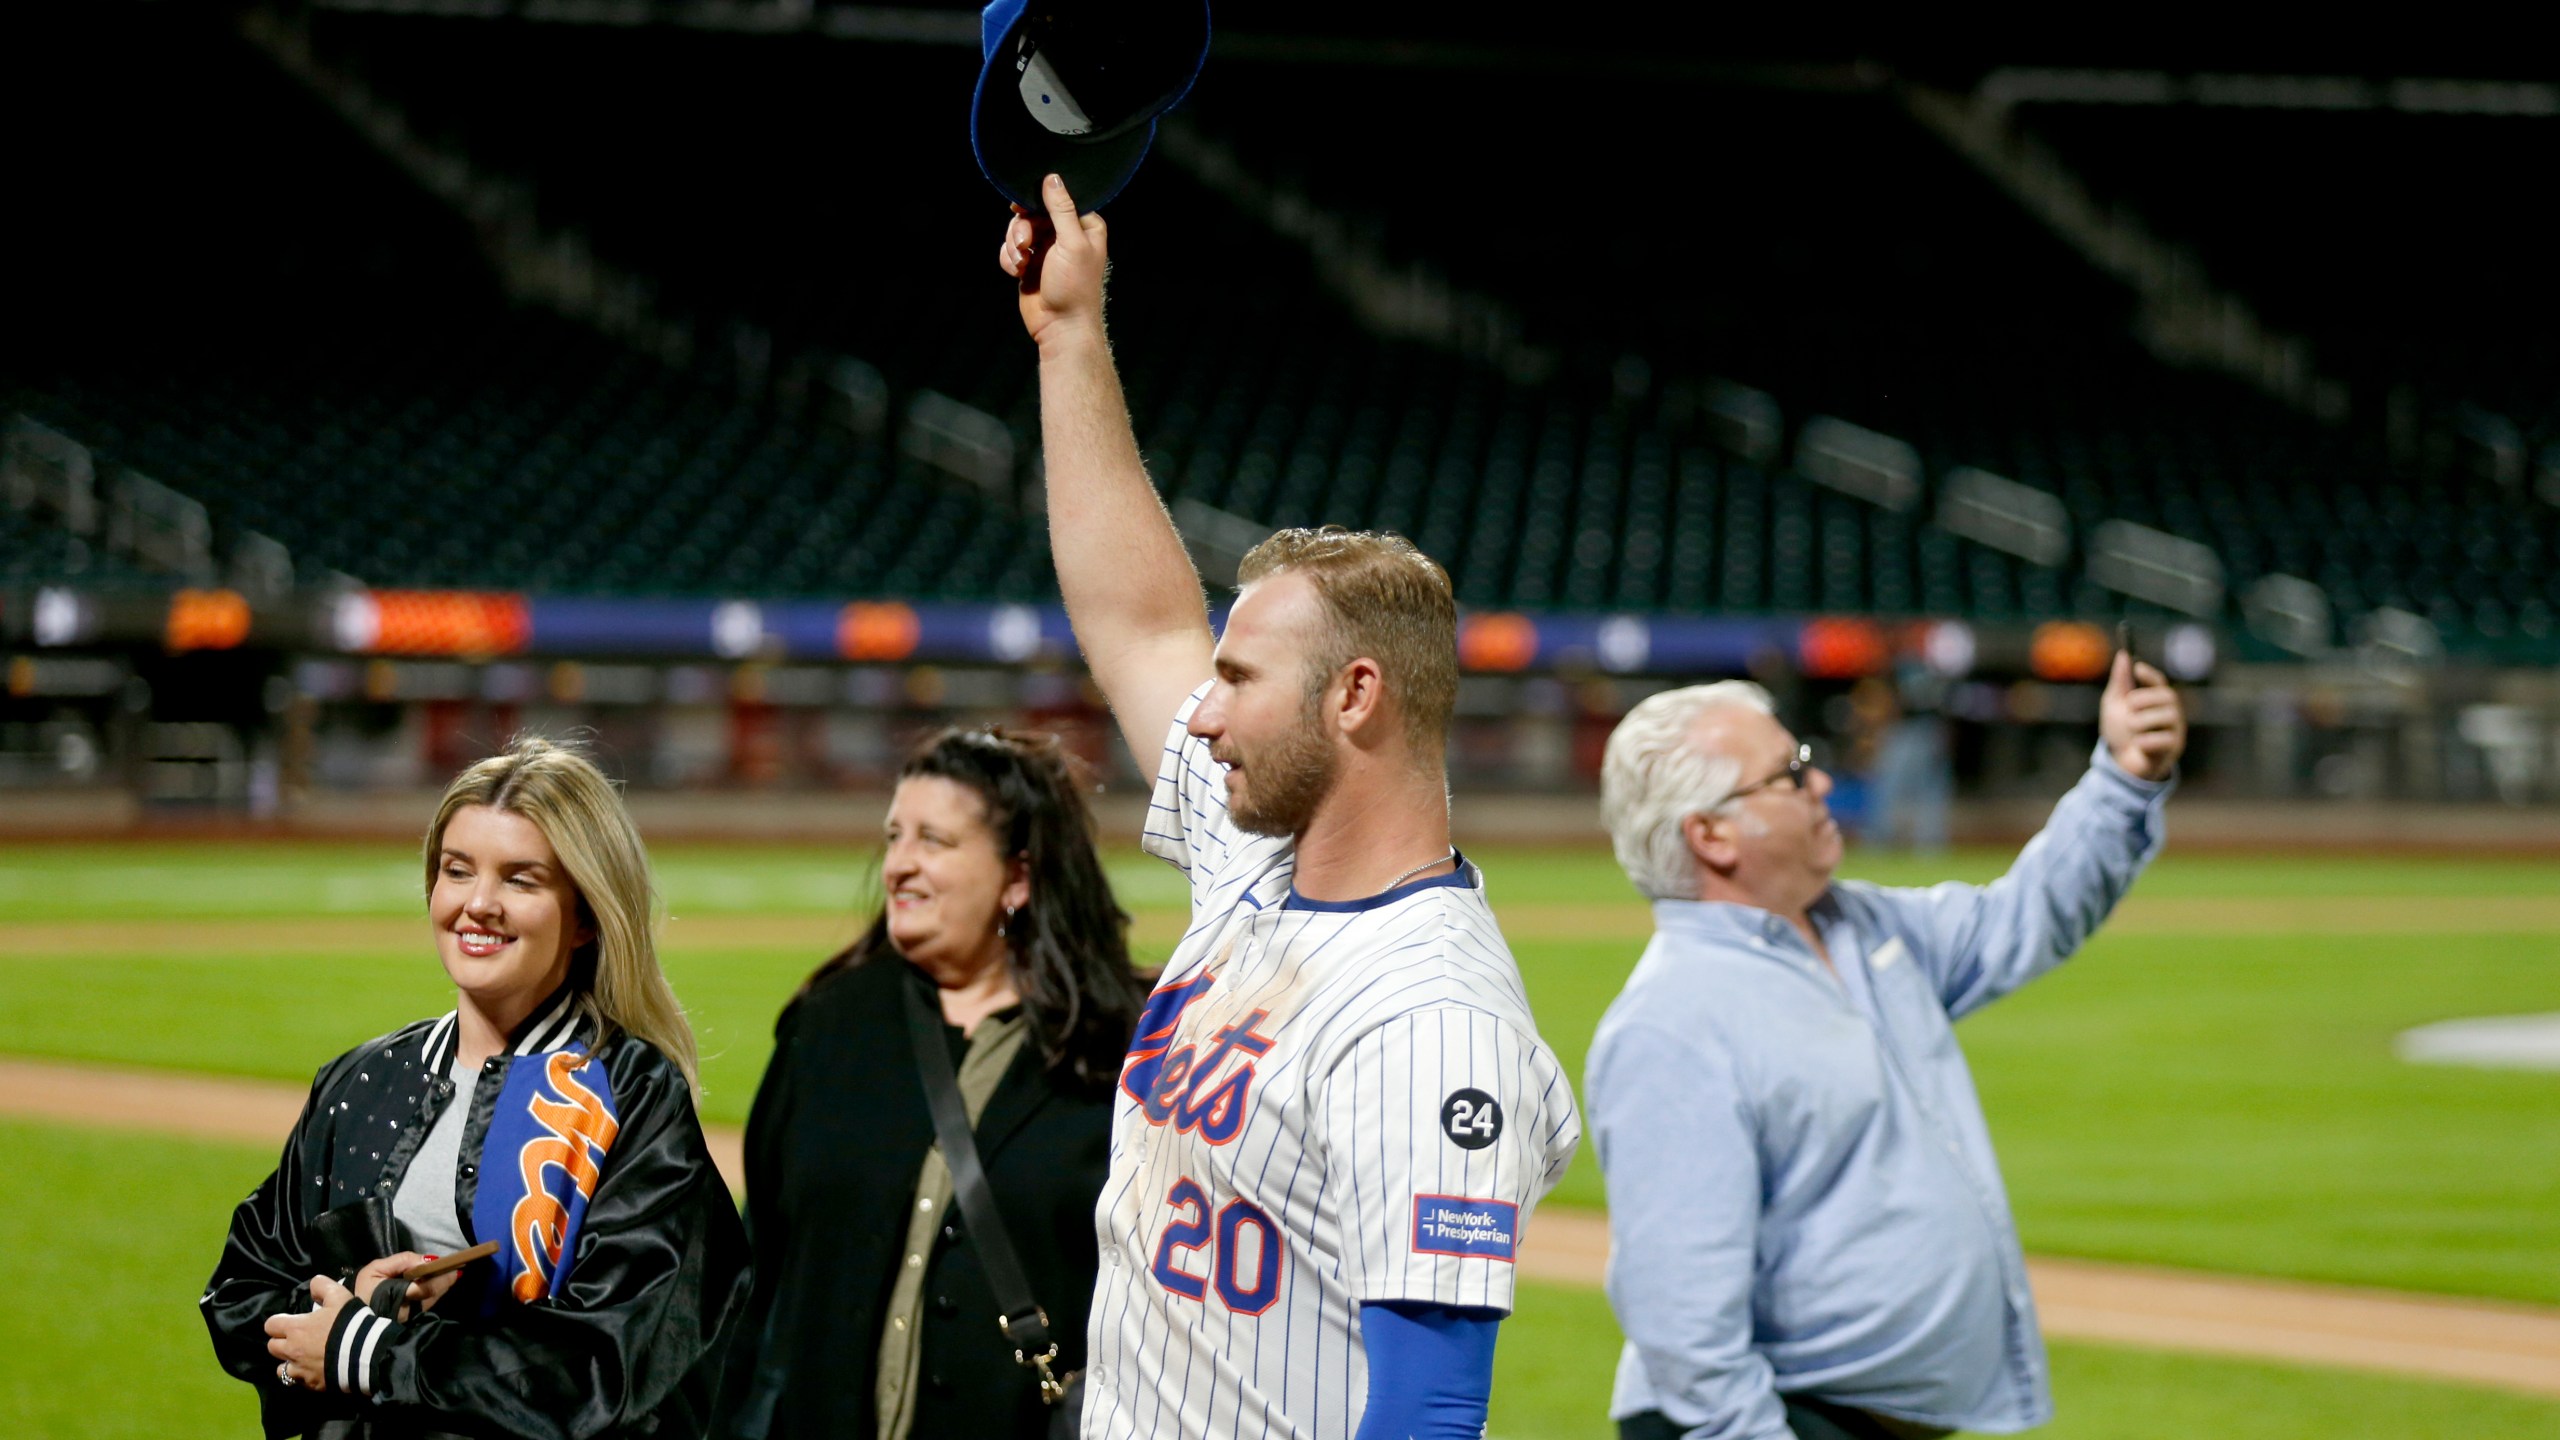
[361,591,531,657]
[1797,617,1889,679]
[166,588,253,652]
[2029,621,2112,682]
[1458,613,1538,672]
[837,602,921,661]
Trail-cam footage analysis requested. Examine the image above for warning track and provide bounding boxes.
[7,1055,2558,1400]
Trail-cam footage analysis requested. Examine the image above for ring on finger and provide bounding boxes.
[278,1361,294,1385]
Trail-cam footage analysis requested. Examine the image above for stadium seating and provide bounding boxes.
[15,305,1059,602]
[7,5,2555,658]
[0,505,159,593]
[2016,99,2560,428]
[2003,99,2560,647]
[1175,59,2560,648]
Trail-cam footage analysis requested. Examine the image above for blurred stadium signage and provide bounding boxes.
[0,585,2206,680]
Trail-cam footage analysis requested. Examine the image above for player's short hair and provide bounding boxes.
[1600,681,1777,901]
[424,735,698,1089]
[1236,525,1458,758]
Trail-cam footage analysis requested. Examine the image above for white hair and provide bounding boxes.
[1599,681,1777,901]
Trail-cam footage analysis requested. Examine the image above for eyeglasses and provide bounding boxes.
[1726,742,1814,803]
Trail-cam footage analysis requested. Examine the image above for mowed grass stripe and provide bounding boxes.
[5,930,2556,1307]
[11,1051,2560,1401]
[0,914,874,960]
[13,891,2560,961]
[6,843,2560,923]
[9,1115,2558,1440]
[0,843,1191,921]
[5,845,2559,1308]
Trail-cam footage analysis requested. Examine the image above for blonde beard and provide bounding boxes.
[1227,701,1339,839]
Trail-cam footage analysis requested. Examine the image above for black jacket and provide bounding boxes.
[202,989,750,1439]
[713,956,1114,1440]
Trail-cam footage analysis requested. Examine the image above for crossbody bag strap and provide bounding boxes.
[900,980,1075,1405]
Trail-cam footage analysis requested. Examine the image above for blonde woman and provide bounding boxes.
[202,736,749,1439]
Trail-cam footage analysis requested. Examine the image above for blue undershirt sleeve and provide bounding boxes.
[1353,1301,1500,1440]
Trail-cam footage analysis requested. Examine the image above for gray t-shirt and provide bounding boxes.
[391,1060,475,1257]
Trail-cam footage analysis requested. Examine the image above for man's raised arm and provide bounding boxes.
[1867,649,2184,1018]
[1001,172,1216,768]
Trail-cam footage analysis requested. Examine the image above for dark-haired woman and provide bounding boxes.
[714,727,1145,1440]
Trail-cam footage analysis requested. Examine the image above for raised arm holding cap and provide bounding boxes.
[1001,175,1213,768]
[992,32,1586,1437]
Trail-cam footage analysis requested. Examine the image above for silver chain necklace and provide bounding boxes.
[1381,847,1458,893]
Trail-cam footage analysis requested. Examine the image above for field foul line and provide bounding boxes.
[6,1055,2559,1399]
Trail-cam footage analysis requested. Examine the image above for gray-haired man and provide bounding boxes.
[1589,653,2186,1440]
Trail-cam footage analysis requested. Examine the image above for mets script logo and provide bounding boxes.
[1120,972,1275,1146]
[508,1050,621,1302]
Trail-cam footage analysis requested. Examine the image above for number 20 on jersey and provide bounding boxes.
[1150,1178,1284,1314]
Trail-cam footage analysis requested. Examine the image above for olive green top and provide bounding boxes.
[876,1011,1030,1440]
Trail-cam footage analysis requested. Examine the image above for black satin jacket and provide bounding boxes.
[201,991,750,1439]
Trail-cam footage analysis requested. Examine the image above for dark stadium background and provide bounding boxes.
[6,9,2560,1440]
[5,1,2557,827]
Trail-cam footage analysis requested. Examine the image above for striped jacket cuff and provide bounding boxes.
[323,1297,397,1396]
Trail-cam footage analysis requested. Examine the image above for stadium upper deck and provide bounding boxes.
[6,5,2555,664]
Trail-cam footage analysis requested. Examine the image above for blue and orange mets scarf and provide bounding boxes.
[470,1044,623,1304]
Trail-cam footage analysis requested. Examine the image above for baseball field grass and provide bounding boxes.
[5,1116,2559,1439]
[3,839,2558,1435]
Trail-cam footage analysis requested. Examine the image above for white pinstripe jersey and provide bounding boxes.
[1081,688,1582,1440]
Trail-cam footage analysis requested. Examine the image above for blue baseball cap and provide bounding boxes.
[971,0,1210,213]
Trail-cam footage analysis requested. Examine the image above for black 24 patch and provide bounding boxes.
[1440,1088,1503,1150]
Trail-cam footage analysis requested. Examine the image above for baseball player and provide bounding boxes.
[1000,173,1581,1440]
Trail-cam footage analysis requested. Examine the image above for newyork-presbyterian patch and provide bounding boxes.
[1411,1195,1519,1262]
